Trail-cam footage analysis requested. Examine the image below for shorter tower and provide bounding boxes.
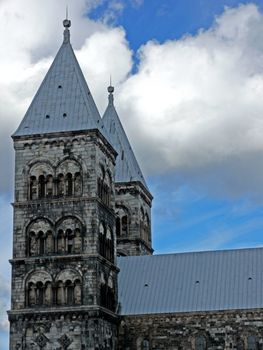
[103,86,153,256]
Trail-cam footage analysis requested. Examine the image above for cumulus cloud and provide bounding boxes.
[116,4,263,198]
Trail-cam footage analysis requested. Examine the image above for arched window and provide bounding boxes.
[29,176,37,200]
[65,280,74,305]
[38,231,45,255]
[104,172,111,206]
[57,229,65,254]
[45,230,54,254]
[56,217,82,255]
[97,166,104,201]
[56,159,82,197]
[107,276,115,311]
[100,282,107,308]
[46,175,53,197]
[106,228,114,262]
[57,173,64,196]
[28,231,37,256]
[57,281,64,305]
[141,339,150,350]
[248,336,258,350]
[74,229,82,254]
[65,173,73,196]
[28,282,36,306]
[28,162,54,200]
[27,219,53,257]
[66,229,74,254]
[44,282,52,306]
[74,172,82,196]
[74,279,82,305]
[97,167,111,207]
[36,282,44,305]
[116,206,130,237]
[195,336,206,350]
[38,175,45,199]
[140,207,145,239]
[143,213,150,242]
[99,223,106,258]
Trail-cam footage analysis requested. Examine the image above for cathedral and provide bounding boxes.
[8,19,263,350]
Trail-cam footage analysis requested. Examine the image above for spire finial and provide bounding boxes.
[107,76,114,105]
[63,8,71,44]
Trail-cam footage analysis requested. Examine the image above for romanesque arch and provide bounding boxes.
[97,165,112,207]
[56,158,82,197]
[27,158,83,200]
[28,161,54,200]
[55,269,82,306]
[116,205,130,237]
[99,222,114,263]
[26,218,54,256]
[55,216,83,255]
[25,270,52,307]
[100,272,115,312]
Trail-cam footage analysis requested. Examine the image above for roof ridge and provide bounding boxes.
[118,245,263,259]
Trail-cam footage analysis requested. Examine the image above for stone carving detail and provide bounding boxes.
[58,334,72,349]
[35,333,48,348]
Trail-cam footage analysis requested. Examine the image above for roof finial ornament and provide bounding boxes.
[108,76,114,105]
[63,7,71,44]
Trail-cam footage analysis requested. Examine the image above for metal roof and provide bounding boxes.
[102,89,148,188]
[13,23,107,138]
[117,247,263,315]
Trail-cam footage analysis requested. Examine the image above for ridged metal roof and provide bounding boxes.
[13,24,107,138]
[117,247,263,315]
[102,89,148,188]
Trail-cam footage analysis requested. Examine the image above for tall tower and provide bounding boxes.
[8,20,119,349]
[103,86,153,256]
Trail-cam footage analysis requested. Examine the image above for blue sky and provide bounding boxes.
[2,0,263,347]
[91,0,263,49]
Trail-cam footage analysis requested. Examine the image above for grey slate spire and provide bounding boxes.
[13,19,106,138]
[102,85,148,189]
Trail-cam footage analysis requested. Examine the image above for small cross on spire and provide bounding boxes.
[108,76,114,105]
[63,8,71,44]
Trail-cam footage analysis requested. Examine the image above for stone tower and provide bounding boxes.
[8,19,119,350]
[103,87,153,256]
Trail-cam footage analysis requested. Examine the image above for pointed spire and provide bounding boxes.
[63,13,71,44]
[103,88,149,190]
[13,17,108,139]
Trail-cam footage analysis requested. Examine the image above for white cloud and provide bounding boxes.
[102,0,125,23]
[115,4,263,198]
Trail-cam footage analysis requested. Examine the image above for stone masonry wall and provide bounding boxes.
[118,309,263,350]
